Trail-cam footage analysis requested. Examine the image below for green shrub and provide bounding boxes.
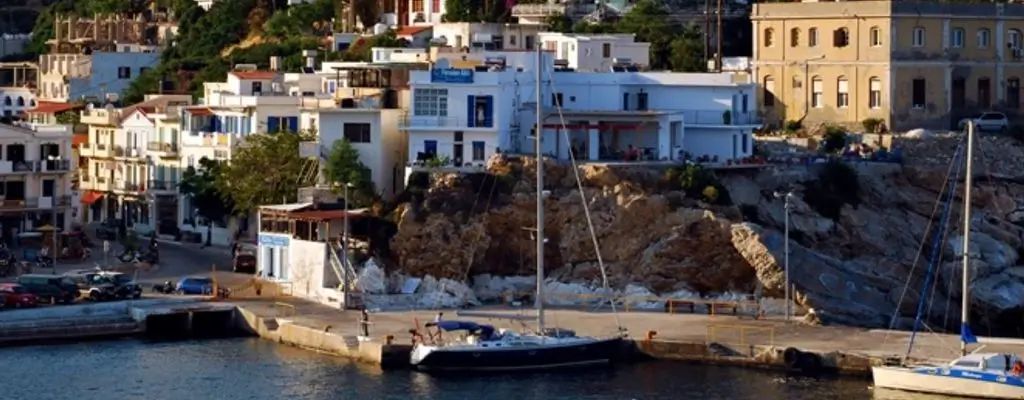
[784,120,802,132]
[821,125,848,153]
[678,164,732,205]
[862,118,884,133]
[801,160,861,222]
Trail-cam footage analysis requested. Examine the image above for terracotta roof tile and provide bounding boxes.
[230,71,278,80]
[28,101,82,114]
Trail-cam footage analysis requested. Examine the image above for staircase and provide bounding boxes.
[327,245,357,291]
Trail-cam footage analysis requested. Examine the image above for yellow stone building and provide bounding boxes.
[753,0,1024,131]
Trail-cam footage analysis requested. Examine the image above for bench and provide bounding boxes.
[664,299,740,315]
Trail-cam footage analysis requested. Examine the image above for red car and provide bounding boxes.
[0,283,38,309]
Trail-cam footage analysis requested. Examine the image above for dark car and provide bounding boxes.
[0,283,38,308]
[63,270,116,301]
[101,272,142,299]
[16,274,78,304]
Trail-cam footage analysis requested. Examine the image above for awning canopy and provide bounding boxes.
[80,191,103,205]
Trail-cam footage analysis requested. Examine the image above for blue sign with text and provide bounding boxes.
[258,234,289,247]
[431,68,474,84]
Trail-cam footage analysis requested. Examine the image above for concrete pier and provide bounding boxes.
[230,298,1024,376]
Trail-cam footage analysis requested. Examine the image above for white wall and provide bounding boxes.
[287,239,327,298]
[0,88,36,117]
[306,109,407,199]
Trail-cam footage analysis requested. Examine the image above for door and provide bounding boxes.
[453,143,463,164]
[424,140,437,156]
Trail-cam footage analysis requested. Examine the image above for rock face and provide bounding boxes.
[388,134,1024,333]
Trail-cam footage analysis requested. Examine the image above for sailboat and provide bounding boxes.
[409,37,626,373]
[871,121,1024,399]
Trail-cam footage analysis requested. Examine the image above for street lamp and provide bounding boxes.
[774,190,794,321]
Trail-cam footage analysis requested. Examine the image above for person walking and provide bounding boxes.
[359,309,371,338]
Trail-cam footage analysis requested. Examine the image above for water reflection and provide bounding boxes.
[3,339,879,400]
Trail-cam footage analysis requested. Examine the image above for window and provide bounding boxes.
[412,0,423,12]
[833,28,849,47]
[912,27,926,47]
[951,28,964,48]
[343,123,371,143]
[808,28,818,47]
[15,97,23,107]
[912,79,926,108]
[117,66,131,79]
[637,91,648,110]
[1010,29,1023,50]
[552,93,564,107]
[509,35,517,46]
[763,76,776,107]
[870,27,882,46]
[1008,78,1021,109]
[790,28,800,47]
[764,28,774,47]
[811,76,823,108]
[413,88,449,116]
[2,96,9,106]
[977,29,991,48]
[837,77,849,108]
[869,77,882,109]
[472,141,486,161]
[602,43,611,58]
[978,78,991,108]
[432,0,440,13]
[252,81,263,94]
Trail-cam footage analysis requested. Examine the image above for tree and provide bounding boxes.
[545,15,574,33]
[668,26,707,72]
[180,157,233,246]
[217,131,319,215]
[353,0,380,30]
[323,139,376,207]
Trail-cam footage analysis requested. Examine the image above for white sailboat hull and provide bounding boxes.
[873,366,1024,399]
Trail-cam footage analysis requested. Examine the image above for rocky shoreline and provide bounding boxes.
[367,133,1024,335]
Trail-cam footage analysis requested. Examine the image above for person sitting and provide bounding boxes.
[1012,360,1023,376]
[625,145,639,161]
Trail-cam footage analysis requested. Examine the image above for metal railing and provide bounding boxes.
[400,114,494,129]
[499,290,761,316]
[705,324,776,347]
[147,142,178,153]
[113,181,143,192]
[37,159,71,172]
[148,180,178,191]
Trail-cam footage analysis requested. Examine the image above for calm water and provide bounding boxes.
[3,339,898,400]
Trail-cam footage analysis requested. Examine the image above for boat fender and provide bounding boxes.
[782,347,803,369]
[797,351,823,373]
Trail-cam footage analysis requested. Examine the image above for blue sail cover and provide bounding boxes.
[962,324,979,344]
[435,320,495,337]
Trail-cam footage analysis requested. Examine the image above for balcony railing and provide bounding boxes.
[149,180,178,192]
[400,114,494,129]
[114,181,144,192]
[0,196,72,209]
[37,159,71,173]
[147,142,179,154]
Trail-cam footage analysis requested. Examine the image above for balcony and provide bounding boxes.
[37,159,71,174]
[148,180,178,193]
[113,146,144,160]
[0,196,72,210]
[680,110,760,127]
[92,176,111,192]
[147,142,179,157]
[80,108,121,126]
[399,113,495,130]
[80,143,113,158]
[113,180,144,194]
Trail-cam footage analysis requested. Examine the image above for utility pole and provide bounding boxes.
[703,0,710,64]
[716,0,724,72]
[774,191,793,321]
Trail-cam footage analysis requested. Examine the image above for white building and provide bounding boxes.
[0,87,36,118]
[299,106,406,199]
[37,49,160,102]
[536,32,651,71]
[403,52,758,179]
[431,23,544,51]
[0,122,76,237]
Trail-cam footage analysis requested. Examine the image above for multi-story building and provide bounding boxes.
[536,33,651,71]
[0,121,75,239]
[403,50,758,181]
[0,87,35,118]
[752,0,1024,131]
[431,23,545,51]
[149,110,182,236]
[78,96,190,230]
[37,14,172,102]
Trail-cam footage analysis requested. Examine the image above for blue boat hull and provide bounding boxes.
[413,337,625,372]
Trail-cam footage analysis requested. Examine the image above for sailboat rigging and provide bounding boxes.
[872,122,1024,399]
[408,36,625,372]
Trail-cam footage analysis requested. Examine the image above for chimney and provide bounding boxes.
[269,56,281,71]
[302,50,318,71]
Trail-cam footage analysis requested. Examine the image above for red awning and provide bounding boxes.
[80,191,103,205]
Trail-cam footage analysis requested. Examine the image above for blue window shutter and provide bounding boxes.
[267,117,279,133]
[288,117,299,132]
[241,116,250,134]
[212,116,222,132]
[466,95,476,128]
[483,96,493,128]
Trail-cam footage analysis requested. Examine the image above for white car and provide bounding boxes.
[958,112,1009,132]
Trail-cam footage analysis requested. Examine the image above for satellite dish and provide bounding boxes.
[433,58,451,70]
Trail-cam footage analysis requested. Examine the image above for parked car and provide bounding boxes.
[958,112,1009,132]
[64,270,115,301]
[232,242,258,274]
[99,271,142,299]
[0,283,38,308]
[176,277,214,295]
[16,274,78,304]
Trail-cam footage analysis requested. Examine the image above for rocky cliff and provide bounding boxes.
[388,134,1024,334]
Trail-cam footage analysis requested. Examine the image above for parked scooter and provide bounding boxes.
[152,280,176,294]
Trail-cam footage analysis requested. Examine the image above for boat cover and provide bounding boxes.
[434,320,495,337]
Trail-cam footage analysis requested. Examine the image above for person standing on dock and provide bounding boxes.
[359,309,371,338]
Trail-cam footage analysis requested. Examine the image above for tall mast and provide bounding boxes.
[960,121,975,356]
[535,36,546,333]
